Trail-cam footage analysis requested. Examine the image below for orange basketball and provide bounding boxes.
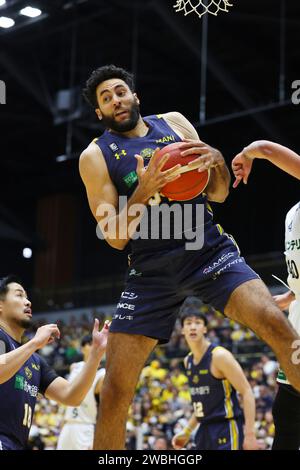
[156,142,210,201]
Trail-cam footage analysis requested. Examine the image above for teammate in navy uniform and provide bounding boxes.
[172,312,259,450]
[80,64,300,449]
[0,275,109,450]
[232,141,300,449]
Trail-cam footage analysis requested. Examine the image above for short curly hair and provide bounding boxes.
[83,64,135,108]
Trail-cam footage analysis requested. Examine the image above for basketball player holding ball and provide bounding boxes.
[80,65,300,449]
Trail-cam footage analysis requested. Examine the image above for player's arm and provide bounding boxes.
[0,324,60,384]
[212,347,259,450]
[79,142,180,250]
[45,320,109,407]
[232,141,300,188]
[172,355,199,449]
[163,112,231,203]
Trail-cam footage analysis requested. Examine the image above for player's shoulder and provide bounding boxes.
[183,352,193,368]
[211,345,233,362]
[0,328,11,348]
[161,111,187,122]
[80,140,103,163]
[79,141,108,179]
[286,201,300,225]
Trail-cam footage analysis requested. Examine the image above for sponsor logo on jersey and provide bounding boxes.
[286,239,300,250]
[31,362,40,371]
[203,252,235,275]
[123,171,138,188]
[112,314,134,321]
[129,268,142,277]
[14,374,38,397]
[116,302,135,311]
[218,437,227,445]
[114,149,127,160]
[190,386,210,395]
[109,142,119,152]
[121,291,138,300]
[155,135,176,144]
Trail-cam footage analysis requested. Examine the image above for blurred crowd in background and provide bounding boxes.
[24,298,278,450]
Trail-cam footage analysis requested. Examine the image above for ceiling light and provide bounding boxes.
[0,16,15,28]
[20,6,42,18]
[23,247,32,259]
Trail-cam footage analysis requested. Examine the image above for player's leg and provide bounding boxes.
[224,279,300,392]
[93,332,157,450]
[272,384,300,450]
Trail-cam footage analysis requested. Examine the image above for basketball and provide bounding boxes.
[156,142,210,201]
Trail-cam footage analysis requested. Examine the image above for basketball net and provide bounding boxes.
[173,0,233,18]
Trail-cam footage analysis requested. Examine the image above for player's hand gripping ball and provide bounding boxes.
[156,142,210,201]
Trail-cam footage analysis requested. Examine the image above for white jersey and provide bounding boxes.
[64,361,105,424]
[278,202,300,384]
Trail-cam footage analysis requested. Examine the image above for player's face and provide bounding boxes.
[182,316,207,342]
[95,79,140,132]
[0,283,32,329]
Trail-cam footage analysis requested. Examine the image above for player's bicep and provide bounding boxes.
[86,181,119,226]
[79,147,119,224]
[163,112,200,140]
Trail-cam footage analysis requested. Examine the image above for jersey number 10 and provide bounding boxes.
[23,403,32,428]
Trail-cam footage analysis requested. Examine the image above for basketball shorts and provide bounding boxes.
[195,417,244,450]
[110,237,259,343]
[0,434,24,450]
[56,423,95,450]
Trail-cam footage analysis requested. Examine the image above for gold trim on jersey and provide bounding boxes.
[222,379,234,419]
[229,419,239,450]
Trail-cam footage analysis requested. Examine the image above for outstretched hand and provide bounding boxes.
[91,318,110,355]
[231,152,253,188]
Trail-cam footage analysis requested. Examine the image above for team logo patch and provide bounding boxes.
[140,148,155,160]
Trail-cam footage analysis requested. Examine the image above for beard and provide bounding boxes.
[101,101,140,133]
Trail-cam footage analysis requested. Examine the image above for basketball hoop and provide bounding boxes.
[173,0,233,18]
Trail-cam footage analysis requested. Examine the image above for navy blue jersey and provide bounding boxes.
[185,344,242,424]
[0,328,58,448]
[94,114,227,254]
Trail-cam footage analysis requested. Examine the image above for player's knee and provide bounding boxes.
[101,371,135,404]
